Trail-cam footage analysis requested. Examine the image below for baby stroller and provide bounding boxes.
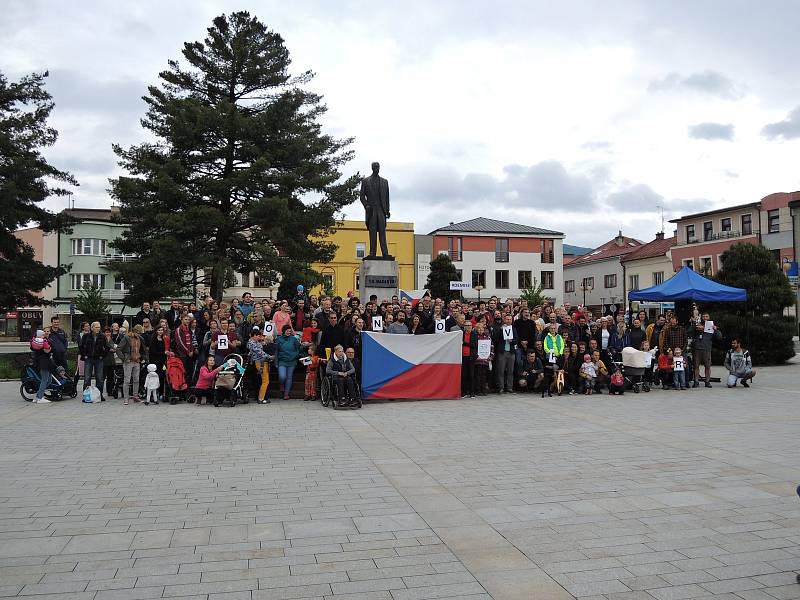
[165,355,189,404]
[20,362,78,402]
[621,347,651,393]
[214,354,246,407]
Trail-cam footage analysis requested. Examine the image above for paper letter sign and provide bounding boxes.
[434,319,446,333]
[217,334,229,350]
[372,315,383,331]
[703,320,714,334]
[477,339,491,360]
[502,325,513,340]
[263,322,275,337]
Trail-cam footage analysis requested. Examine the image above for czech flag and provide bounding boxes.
[399,288,430,308]
[361,331,462,400]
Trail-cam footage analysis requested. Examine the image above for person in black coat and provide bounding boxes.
[79,322,110,399]
[47,316,69,371]
[491,314,518,393]
[318,313,347,359]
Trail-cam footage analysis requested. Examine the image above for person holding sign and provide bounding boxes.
[672,347,687,390]
[491,314,518,393]
[542,323,565,357]
[470,322,494,396]
[691,312,720,388]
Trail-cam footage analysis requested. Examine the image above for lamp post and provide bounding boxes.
[474,285,484,303]
[580,279,593,308]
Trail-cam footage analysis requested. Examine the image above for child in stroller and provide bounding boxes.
[621,346,652,393]
[214,354,246,407]
[165,354,189,404]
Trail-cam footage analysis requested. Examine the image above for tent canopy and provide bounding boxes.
[629,266,747,302]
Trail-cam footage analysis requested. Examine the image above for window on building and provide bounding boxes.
[518,270,532,289]
[495,238,509,262]
[768,209,780,233]
[471,269,486,288]
[541,239,554,263]
[629,274,639,291]
[448,236,462,261]
[686,224,695,243]
[541,271,554,289]
[564,279,575,293]
[582,276,594,290]
[741,213,752,235]
[455,269,463,281]
[604,274,617,288]
[321,272,334,291]
[113,277,126,291]
[253,273,270,287]
[239,272,250,288]
[355,242,366,259]
[70,274,106,290]
[703,221,713,241]
[699,256,713,276]
[72,238,107,256]
[652,271,664,286]
[721,217,731,232]
[683,259,694,270]
[354,270,360,292]
[495,269,509,289]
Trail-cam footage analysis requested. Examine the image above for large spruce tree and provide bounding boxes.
[712,242,795,364]
[425,254,461,302]
[0,71,76,310]
[110,12,358,303]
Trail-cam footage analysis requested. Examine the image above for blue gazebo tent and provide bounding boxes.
[629,266,747,302]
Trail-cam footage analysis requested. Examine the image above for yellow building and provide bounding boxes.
[312,220,415,298]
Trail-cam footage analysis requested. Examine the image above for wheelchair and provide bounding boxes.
[320,372,362,410]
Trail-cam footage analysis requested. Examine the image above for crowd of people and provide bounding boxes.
[28,286,757,404]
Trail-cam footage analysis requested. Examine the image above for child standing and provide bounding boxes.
[658,348,674,390]
[144,363,160,405]
[579,354,597,394]
[641,340,655,387]
[304,344,320,401]
[672,348,687,390]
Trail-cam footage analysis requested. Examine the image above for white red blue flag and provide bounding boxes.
[399,289,429,307]
[361,331,461,400]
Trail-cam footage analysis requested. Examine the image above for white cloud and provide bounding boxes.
[4,0,800,248]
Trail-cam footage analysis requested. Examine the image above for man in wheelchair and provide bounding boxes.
[326,344,358,406]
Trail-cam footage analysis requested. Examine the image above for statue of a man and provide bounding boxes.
[359,161,391,258]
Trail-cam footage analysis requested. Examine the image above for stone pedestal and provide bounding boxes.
[359,257,399,303]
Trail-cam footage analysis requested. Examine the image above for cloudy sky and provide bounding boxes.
[4,0,800,247]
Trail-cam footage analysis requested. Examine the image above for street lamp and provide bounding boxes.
[580,279,593,308]
[474,285,484,303]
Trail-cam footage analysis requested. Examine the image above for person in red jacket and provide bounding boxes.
[658,349,674,390]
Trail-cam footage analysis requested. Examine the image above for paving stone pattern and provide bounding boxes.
[0,361,799,599]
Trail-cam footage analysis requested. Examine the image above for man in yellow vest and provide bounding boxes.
[542,323,565,357]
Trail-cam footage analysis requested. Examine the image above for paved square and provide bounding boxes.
[1,362,799,600]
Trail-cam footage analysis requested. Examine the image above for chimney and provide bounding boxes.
[615,230,624,247]
[655,231,664,240]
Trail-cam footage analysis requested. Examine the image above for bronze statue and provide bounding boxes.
[359,162,392,258]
